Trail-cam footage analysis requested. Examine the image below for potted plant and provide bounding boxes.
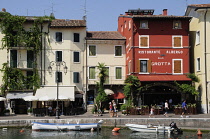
[3,109,10,116]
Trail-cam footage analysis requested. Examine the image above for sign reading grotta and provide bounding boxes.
[138,50,183,54]
[152,62,171,66]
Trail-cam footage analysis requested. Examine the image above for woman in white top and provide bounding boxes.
[164,100,169,117]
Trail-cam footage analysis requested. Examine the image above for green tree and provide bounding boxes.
[175,73,200,96]
[124,75,141,106]
[95,63,108,113]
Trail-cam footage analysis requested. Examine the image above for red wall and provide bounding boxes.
[118,16,190,76]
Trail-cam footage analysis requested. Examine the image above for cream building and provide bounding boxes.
[185,4,210,113]
[0,9,86,114]
[85,31,126,105]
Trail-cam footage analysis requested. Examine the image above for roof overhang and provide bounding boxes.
[138,75,191,82]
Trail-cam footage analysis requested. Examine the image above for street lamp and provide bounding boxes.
[48,61,67,119]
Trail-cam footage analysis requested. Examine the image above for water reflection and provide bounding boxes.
[1,128,210,139]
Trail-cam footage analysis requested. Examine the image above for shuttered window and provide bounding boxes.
[56,72,62,83]
[139,36,149,47]
[10,50,17,68]
[73,51,80,63]
[89,67,96,79]
[173,36,182,47]
[136,59,152,73]
[56,51,62,62]
[89,45,96,56]
[74,33,80,42]
[56,32,62,42]
[73,72,79,83]
[115,67,122,79]
[173,60,181,73]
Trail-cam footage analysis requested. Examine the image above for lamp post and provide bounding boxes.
[48,61,67,119]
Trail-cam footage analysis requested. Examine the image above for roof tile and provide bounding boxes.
[50,19,86,28]
[86,31,126,40]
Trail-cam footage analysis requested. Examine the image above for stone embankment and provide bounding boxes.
[0,118,210,130]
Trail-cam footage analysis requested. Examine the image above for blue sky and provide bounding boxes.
[1,0,210,31]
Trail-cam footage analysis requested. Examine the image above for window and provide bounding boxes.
[129,20,131,30]
[115,46,122,56]
[115,67,122,79]
[173,20,181,29]
[173,36,182,48]
[139,35,149,48]
[124,21,127,28]
[197,58,201,71]
[173,59,182,74]
[128,61,131,74]
[89,67,96,79]
[27,50,34,68]
[104,67,109,84]
[73,72,79,83]
[136,59,151,73]
[196,31,200,45]
[10,50,17,68]
[56,72,62,83]
[140,20,148,29]
[56,51,62,62]
[73,51,80,63]
[55,32,62,42]
[89,45,96,56]
[74,33,80,42]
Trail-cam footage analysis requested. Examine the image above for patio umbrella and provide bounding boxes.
[104,89,114,95]
[0,97,6,101]
[110,92,125,99]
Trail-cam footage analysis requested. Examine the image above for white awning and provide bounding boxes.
[35,86,75,101]
[6,92,33,99]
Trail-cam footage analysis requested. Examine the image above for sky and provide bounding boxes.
[1,0,210,31]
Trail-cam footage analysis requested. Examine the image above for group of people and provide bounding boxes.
[149,99,187,118]
[109,100,118,117]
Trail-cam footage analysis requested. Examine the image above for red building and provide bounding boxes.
[118,9,192,105]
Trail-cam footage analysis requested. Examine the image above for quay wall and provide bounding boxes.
[0,118,210,129]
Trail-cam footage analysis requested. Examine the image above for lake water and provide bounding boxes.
[0,127,210,139]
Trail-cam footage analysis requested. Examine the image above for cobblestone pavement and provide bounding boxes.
[0,112,210,120]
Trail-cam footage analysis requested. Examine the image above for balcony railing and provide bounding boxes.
[10,60,35,69]
[88,76,126,85]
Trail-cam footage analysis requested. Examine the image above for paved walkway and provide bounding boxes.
[0,112,210,120]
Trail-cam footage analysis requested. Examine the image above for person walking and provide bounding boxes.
[109,102,113,117]
[112,100,118,117]
[181,100,187,118]
[164,100,169,117]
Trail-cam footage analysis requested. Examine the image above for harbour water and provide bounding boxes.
[0,127,210,139]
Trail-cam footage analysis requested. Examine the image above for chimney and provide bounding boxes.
[2,8,6,12]
[163,9,167,15]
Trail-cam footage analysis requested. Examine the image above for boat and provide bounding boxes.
[125,124,173,133]
[32,120,103,131]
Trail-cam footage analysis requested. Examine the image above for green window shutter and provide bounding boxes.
[89,67,95,79]
[73,72,79,83]
[116,67,122,79]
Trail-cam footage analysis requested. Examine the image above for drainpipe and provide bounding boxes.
[85,34,88,112]
[204,9,208,113]
[132,18,135,74]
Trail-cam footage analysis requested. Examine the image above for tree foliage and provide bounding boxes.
[0,12,51,95]
[95,63,108,112]
[124,75,141,106]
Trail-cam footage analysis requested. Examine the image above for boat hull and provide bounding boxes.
[32,120,103,131]
[125,124,173,133]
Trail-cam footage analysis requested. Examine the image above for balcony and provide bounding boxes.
[88,76,125,85]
